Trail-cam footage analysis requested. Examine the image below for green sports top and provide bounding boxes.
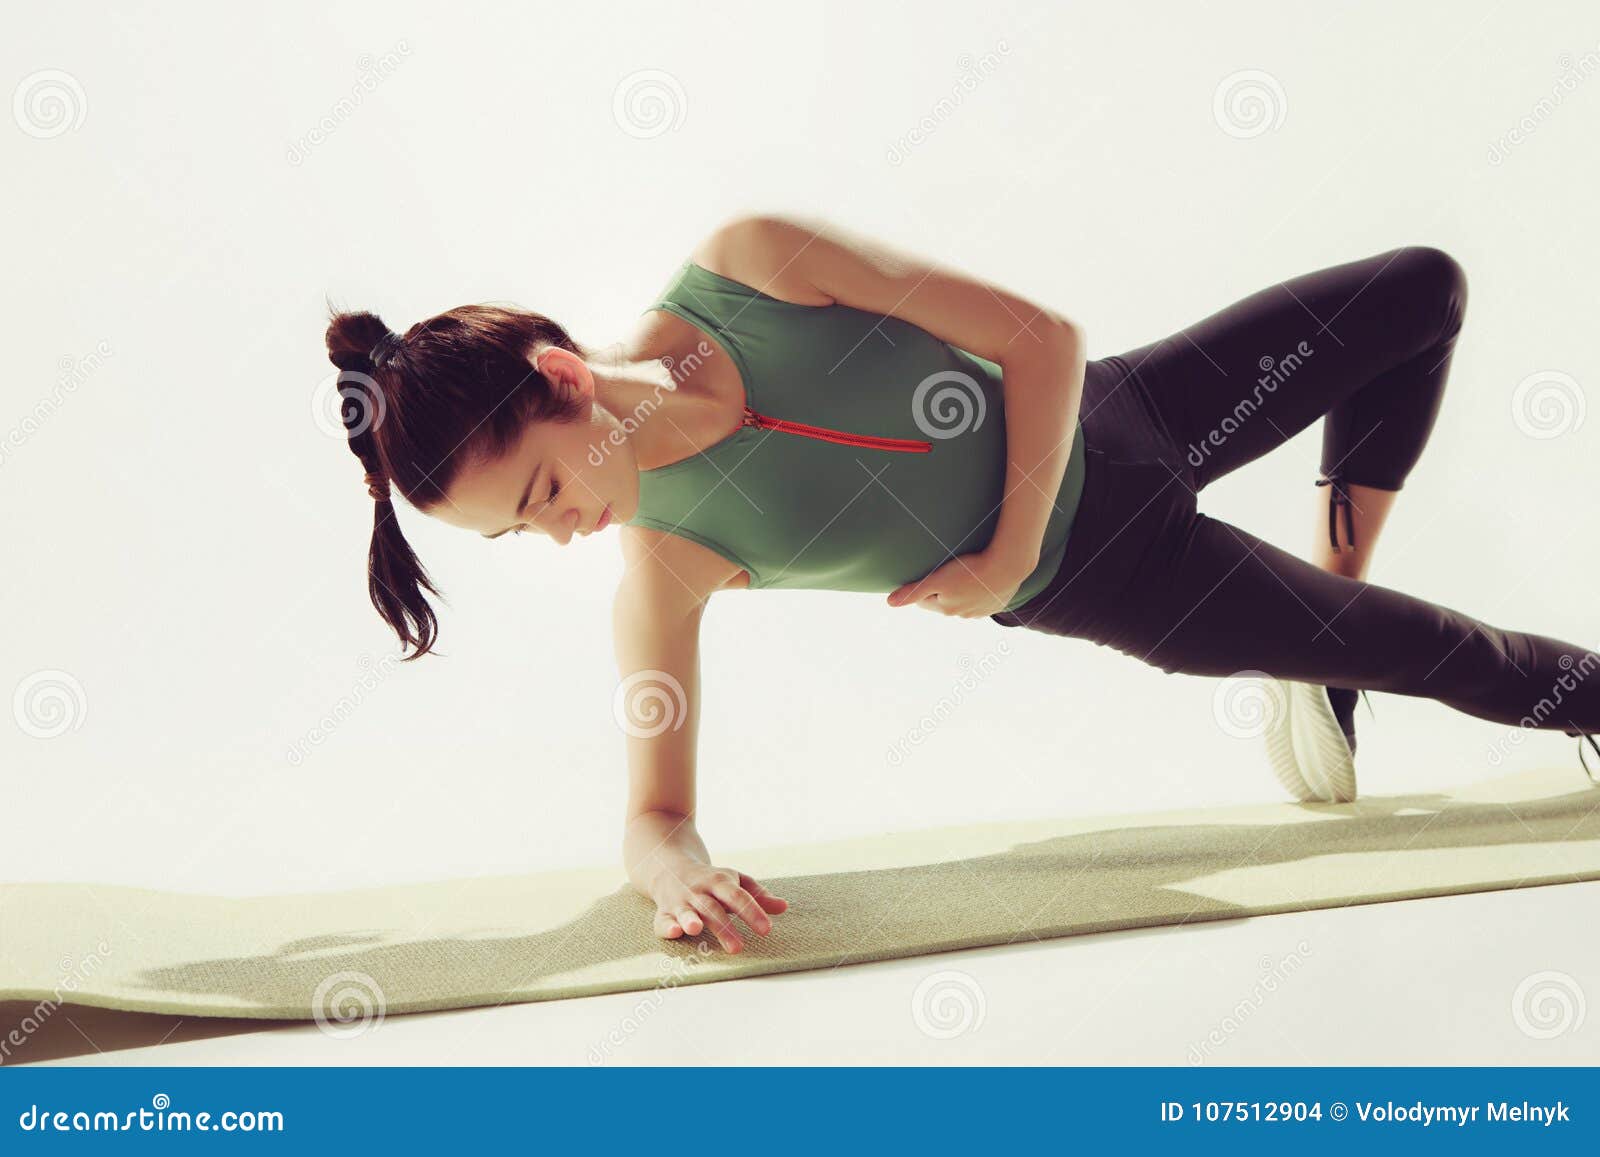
[626,260,1087,613]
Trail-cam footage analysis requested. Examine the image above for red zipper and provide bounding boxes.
[740,405,931,452]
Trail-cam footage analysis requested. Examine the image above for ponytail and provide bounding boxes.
[323,301,586,659]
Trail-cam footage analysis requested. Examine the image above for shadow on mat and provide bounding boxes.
[0,1001,291,1065]
[12,785,1600,1063]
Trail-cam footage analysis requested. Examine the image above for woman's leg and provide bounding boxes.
[1113,244,1467,504]
[1118,508,1600,735]
[1105,244,1469,736]
[1017,246,1600,733]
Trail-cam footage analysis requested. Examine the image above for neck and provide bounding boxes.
[585,344,695,471]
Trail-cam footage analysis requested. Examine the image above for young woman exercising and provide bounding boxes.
[324,214,1600,955]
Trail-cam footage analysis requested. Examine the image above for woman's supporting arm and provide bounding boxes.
[614,527,788,953]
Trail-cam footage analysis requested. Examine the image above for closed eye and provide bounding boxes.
[507,479,560,537]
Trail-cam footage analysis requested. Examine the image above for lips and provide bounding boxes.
[593,503,612,533]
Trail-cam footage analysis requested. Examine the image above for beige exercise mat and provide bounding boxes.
[3,766,1599,1022]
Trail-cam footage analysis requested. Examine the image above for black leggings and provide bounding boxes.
[993,246,1600,735]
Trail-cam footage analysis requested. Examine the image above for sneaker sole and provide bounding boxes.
[1260,678,1359,803]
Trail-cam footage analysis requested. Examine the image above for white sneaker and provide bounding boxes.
[1260,677,1358,803]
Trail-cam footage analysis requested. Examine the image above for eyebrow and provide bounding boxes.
[480,462,542,539]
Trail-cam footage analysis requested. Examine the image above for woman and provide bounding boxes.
[324,214,1600,955]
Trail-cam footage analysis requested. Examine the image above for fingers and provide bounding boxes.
[686,892,744,953]
[652,905,705,940]
[653,874,791,951]
[739,873,790,914]
[710,880,773,938]
[676,906,703,936]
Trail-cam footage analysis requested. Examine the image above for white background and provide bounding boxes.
[4,0,1599,1063]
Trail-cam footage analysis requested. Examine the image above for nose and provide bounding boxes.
[541,506,582,545]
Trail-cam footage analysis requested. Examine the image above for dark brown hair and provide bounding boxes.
[323,303,588,660]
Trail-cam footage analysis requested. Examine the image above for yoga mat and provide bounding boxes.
[3,766,1598,1023]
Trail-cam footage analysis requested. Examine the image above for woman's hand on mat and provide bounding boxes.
[886,548,1029,617]
[649,861,789,954]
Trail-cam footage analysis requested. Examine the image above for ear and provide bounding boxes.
[531,345,595,403]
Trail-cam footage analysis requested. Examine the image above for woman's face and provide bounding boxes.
[433,396,638,546]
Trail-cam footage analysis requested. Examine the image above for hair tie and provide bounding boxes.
[369,330,404,367]
[363,470,391,502]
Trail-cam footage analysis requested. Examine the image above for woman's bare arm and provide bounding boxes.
[614,527,788,953]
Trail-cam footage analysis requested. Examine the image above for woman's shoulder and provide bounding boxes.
[619,522,752,605]
[685,215,835,307]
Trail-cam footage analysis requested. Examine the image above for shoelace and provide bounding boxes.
[1574,732,1600,787]
[1315,473,1356,551]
